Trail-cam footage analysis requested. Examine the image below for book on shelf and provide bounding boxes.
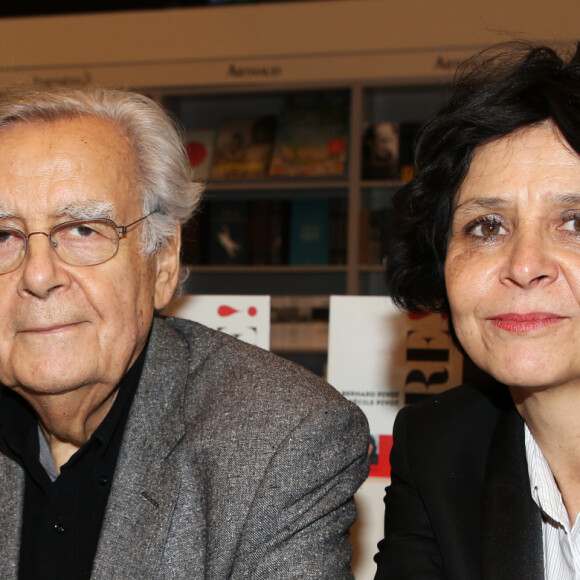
[399,122,422,182]
[361,122,400,180]
[182,198,348,267]
[184,129,215,181]
[359,208,392,265]
[248,200,289,266]
[359,209,372,264]
[269,92,349,177]
[180,207,208,265]
[361,121,423,181]
[289,199,330,265]
[210,116,277,180]
[184,200,289,266]
[270,295,329,353]
[207,201,250,264]
[270,321,329,353]
[267,200,289,265]
[248,200,271,266]
[329,198,347,265]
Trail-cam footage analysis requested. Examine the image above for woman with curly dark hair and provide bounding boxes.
[375,41,580,579]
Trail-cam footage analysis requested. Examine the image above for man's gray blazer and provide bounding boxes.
[0,316,370,579]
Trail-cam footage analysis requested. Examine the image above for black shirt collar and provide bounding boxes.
[0,341,148,477]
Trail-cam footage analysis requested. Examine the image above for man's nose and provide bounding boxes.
[17,233,68,299]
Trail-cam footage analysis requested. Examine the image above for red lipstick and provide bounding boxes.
[489,312,564,333]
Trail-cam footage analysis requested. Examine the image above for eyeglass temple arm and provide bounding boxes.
[117,211,158,236]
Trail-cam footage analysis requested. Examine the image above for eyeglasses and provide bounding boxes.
[0,212,156,274]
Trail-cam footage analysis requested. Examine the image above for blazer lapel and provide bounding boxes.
[91,318,204,579]
[482,407,543,580]
[0,453,24,580]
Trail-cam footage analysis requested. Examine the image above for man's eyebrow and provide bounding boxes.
[56,200,116,221]
[0,200,117,223]
[0,203,16,220]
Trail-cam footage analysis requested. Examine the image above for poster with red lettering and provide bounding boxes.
[327,296,463,580]
[328,296,463,476]
[163,295,270,351]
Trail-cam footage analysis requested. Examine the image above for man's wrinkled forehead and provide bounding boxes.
[0,116,142,216]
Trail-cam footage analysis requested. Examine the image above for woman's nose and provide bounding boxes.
[499,228,558,289]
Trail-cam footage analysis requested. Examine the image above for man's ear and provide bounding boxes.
[154,226,181,311]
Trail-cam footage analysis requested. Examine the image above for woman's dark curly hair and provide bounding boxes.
[387,41,580,316]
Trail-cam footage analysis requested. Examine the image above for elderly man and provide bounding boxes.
[0,86,369,579]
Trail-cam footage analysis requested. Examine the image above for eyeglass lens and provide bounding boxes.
[0,219,120,273]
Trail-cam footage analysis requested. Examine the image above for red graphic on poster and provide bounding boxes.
[218,305,238,317]
[369,434,393,478]
[218,305,258,317]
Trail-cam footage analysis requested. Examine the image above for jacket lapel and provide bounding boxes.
[482,407,543,580]
[0,453,24,580]
[91,318,204,579]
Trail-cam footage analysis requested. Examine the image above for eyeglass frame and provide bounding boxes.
[0,210,158,274]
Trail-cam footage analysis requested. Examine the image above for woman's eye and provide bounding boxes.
[467,219,507,238]
[560,217,580,233]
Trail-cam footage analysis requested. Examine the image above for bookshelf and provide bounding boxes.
[149,82,449,373]
[159,82,449,301]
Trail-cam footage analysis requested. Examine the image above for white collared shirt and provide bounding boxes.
[525,424,580,579]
